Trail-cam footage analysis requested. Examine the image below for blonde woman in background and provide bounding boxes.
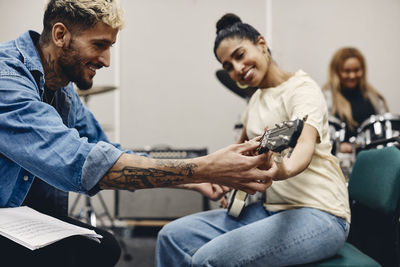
[322,47,389,153]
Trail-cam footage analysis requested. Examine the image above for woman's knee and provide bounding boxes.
[157,219,187,246]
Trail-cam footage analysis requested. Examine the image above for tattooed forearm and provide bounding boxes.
[154,160,198,176]
[99,161,198,190]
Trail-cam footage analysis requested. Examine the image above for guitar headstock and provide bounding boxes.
[256,116,306,154]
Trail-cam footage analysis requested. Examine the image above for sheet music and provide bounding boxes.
[0,206,102,250]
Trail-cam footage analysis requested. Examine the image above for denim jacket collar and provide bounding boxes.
[16,31,44,77]
[14,31,45,97]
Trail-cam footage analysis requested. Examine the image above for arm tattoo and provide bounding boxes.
[99,160,198,190]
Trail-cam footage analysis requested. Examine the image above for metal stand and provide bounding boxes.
[69,193,114,227]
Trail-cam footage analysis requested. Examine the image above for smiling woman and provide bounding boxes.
[156,13,351,267]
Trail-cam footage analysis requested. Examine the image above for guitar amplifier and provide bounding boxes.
[114,147,209,220]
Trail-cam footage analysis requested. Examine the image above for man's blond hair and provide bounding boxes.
[40,0,124,44]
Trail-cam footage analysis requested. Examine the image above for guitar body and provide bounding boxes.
[227,189,248,217]
[227,117,306,218]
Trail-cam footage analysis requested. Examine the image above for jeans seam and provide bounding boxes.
[235,219,335,266]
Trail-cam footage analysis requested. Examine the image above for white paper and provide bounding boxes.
[0,206,102,250]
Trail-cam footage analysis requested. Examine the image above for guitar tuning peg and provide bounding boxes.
[275,123,280,128]
[285,121,294,127]
[268,140,276,146]
[279,135,290,141]
[287,147,294,158]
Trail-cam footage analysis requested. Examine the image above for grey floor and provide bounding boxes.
[113,227,159,267]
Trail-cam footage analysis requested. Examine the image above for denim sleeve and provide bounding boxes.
[81,141,124,192]
[0,74,123,194]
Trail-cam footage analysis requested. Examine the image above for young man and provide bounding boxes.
[0,1,271,266]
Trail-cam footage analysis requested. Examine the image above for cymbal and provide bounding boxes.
[76,85,116,97]
[215,69,257,100]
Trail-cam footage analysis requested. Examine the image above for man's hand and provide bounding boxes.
[198,139,273,194]
[219,194,229,208]
[100,137,272,192]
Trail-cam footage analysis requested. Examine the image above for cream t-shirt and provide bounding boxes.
[243,70,350,223]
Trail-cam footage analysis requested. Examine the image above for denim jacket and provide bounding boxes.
[0,31,126,212]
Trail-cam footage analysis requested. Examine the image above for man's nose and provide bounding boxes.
[99,48,111,67]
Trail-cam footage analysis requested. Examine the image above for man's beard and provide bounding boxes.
[59,41,93,90]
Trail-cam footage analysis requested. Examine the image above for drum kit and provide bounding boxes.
[329,113,400,181]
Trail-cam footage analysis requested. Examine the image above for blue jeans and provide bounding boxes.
[156,203,349,267]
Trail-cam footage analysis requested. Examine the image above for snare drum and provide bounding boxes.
[357,113,400,149]
[328,116,346,155]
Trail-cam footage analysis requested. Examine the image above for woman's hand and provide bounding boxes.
[339,142,353,153]
[262,123,318,181]
[186,183,231,201]
[264,152,291,181]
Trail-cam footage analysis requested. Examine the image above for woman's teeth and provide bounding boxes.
[244,68,253,80]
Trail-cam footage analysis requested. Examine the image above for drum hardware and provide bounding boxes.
[356,113,400,150]
[329,113,400,182]
[75,85,116,97]
[336,151,355,182]
[69,192,134,263]
[69,192,114,227]
[75,85,117,104]
[328,117,356,181]
[328,116,347,156]
[359,136,400,150]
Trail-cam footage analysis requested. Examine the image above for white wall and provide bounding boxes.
[270,0,400,115]
[0,1,43,39]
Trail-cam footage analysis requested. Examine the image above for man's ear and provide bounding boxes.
[52,22,71,48]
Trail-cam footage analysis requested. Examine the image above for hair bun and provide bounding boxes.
[216,13,242,34]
